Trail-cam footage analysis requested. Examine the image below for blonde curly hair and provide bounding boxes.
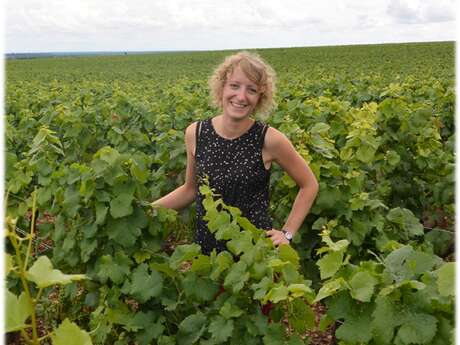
[208,51,277,117]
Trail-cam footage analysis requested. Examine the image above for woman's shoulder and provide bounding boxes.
[185,118,213,148]
[186,117,214,129]
[263,126,292,151]
[185,121,197,136]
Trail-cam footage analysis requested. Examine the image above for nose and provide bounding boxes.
[236,87,248,101]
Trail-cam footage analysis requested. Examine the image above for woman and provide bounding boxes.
[152,51,319,255]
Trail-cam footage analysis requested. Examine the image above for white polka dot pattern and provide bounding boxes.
[195,118,272,254]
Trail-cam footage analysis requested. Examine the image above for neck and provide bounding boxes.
[214,114,254,139]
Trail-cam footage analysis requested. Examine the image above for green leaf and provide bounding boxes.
[191,254,212,273]
[177,312,207,345]
[26,256,86,288]
[356,143,376,163]
[383,246,440,283]
[208,316,234,343]
[224,261,249,293]
[80,237,98,263]
[95,202,108,225]
[130,155,150,183]
[227,231,253,256]
[122,311,164,344]
[278,244,300,268]
[51,318,93,345]
[95,146,120,165]
[318,314,335,332]
[263,323,285,345]
[288,283,312,298]
[431,316,454,345]
[325,291,354,320]
[313,185,343,211]
[349,271,378,302]
[110,193,134,218]
[182,272,220,302]
[127,264,163,303]
[6,253,14,275]
[210,251,234,280]
[108,218,142,247]
[158,336,175,345]
[424,229,453,257]
[436,262,454,297]
[386,150,401,166]
[95,252,132,284]
[317,251,344,279]
[313,278,345,303]
[62,186,81,217]
[310,122,330,134]
[267,285,289,303]
[387,207,423,237]
[251,277,272,301]
[220,301,244,319]
[335,307,373,343]
[206,211,231,232]
[396,313,438,344]
[371,295,401,345]
[289,299,315,333]
[6,291,32,332]
[282,264,300,284]
[169,244,201,269]
[237,216,260,237]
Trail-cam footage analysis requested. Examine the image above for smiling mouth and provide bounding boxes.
[231,102,248,109]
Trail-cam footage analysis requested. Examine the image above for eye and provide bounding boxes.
[248,88,258,95]
[229,83,239,89]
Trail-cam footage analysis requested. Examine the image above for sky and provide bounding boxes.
[4,0,457,53]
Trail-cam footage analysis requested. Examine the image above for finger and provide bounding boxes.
[270,236,282,246]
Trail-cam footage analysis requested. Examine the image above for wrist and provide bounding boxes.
[281,229,294,242]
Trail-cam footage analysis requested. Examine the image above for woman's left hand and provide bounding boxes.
[266,229,290,246]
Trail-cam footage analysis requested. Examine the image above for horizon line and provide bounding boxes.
[5,39,454,55]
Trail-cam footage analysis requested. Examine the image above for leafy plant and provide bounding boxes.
[5,192,91,345]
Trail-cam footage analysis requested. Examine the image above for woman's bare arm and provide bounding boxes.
[265,127,319,245]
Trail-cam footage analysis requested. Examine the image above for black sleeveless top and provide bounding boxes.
[195,118,272,255]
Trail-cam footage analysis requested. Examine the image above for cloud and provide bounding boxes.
[420,1,456,22]
[4,0,456,52]
[386,0,420,24]
[386,0,455,24]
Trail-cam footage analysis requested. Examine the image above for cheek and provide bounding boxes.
[252,94,261,106]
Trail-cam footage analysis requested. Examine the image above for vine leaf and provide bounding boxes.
[177,312,207,345]
[26,256,86,288]
[6,291,32,332]
[349,271,378,302]
[51,318,93,345]
[208,316,234,342]
[110,193,134,218]
[436,262,455,297]
[396,312,438,344]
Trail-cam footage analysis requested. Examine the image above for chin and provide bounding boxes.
[224,106,254,119]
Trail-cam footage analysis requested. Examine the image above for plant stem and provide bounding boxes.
[9,233,40,344]
[8,192,41,345]
[24,189,37,271]
[38,333,52,342]
[35,287,44,304]
[20,328,34,345]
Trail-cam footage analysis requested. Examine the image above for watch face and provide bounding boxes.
[284,231,293,240]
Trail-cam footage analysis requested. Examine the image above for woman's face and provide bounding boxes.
[222,65,261,120]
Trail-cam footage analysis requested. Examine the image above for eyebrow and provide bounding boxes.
[227,79,258,89]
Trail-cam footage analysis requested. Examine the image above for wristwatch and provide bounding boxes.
[282,229,293,242]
